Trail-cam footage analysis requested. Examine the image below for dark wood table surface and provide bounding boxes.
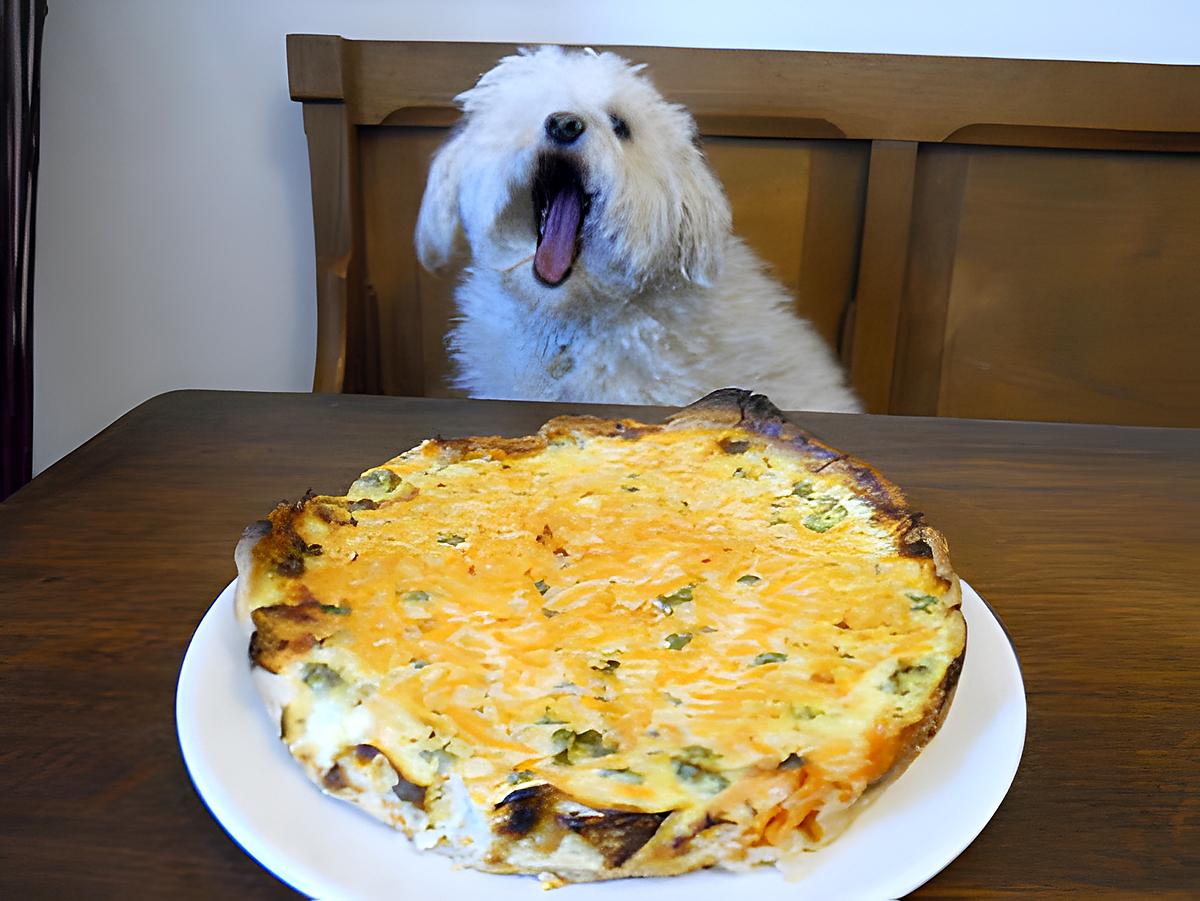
[2,390,1198,899]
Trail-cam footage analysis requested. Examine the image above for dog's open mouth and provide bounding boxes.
[533,154,590,287]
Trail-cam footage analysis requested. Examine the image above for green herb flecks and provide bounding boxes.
[673,762,729,794]
[350,468,402,495]
[410,659,429,670]
[507,770,534,785]
[908,593,938,612]
[319,603,351,615]
[436,533,466,546]
[664,632,693,650]
[752,651,788,667]
[599,768,645,784]
[676,745,719,765]
[671,747,729,794]
[401,590,430,603]
[803,505,848,532]
[791,481,814,497]
[737,574,761,585]
[552,729,616,765]
[592,659,621,675]
[541,607,561,618]
[654,584,695,615]
[301,662,343,691]
[884,663,930,696]
[791,704,823,720]
[533,579,550,595]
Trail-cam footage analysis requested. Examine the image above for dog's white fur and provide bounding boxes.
[416,46,860,412]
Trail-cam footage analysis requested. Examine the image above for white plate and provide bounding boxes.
[177,578,1024,901]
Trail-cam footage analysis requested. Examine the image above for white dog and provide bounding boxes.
[416,46,860,412]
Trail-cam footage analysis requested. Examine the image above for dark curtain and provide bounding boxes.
[2,0,47,500]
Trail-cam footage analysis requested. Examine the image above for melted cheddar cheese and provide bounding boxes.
[241,414,965,870]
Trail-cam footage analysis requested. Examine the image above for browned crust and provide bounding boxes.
[670,389,906,513]
[431,434,549,462]
[251,495,326,578]
[866,647,966,797]
[665,389,958,581]
[409,391,954,590]
[490,783,673,869]
[527,390,929,549]
[296,389,947,575]
[249,600,346,672]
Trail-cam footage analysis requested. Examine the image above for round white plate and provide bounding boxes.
[177,578,1024,901]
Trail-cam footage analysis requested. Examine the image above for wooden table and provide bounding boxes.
[2,390,1197,898]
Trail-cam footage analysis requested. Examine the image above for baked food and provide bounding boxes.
[234,389,965,885]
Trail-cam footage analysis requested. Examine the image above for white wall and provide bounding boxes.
[33,0,1200,472]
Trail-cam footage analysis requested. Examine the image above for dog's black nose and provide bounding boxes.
[545,112,586,145]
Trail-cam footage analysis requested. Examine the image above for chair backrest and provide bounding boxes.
[287,36,1200,426]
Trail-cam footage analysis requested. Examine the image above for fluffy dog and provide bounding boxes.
[416,46,860,412]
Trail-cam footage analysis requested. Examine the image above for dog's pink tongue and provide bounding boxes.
[534,184,583,286]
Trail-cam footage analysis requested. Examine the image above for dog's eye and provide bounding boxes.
[609,113,631,141]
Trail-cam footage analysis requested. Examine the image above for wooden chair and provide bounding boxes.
[287,36,1200,426]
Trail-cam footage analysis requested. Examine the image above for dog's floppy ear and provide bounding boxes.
[675,144,731,287]
[415,122,468,272]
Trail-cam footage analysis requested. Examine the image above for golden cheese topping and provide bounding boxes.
[241,409,965,864]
